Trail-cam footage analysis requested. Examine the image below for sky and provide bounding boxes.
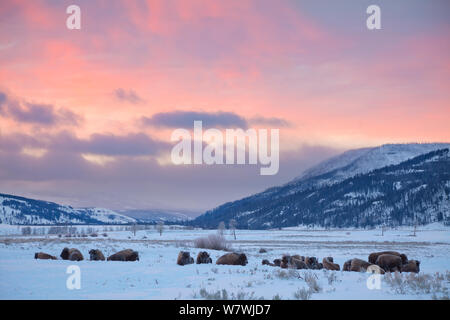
[0,0,449,212]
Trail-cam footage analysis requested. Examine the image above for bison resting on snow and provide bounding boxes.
[107,249,139,261]
[216,253,248,266]
[35,252,57,260]
[177,251,194,265]
[375,254,402,272]
[401,260,420,273]
[196,251,212,264]
[369,251,408,265]
[322,257,340,271]
[60,248,84,261]
[280,255,308,269]
[304,256,322,270]
[89,249,105,261]
[342,258,385,274]
[262,259,277,267]
[343,258,371,272]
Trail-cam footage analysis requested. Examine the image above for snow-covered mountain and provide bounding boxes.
[290,143,450,190]
[0,193,137,225]
[192,143,450,229]
[117,209,197,223]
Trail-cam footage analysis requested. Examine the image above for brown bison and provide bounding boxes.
[273,259,282,267]
[369,251,408,264]
[216,253,248,266]
[322,257,340,271]
[401,260,420,273]
[34,252,57,260]
[89,249,105,261]
[343,259,352,271]
[60,248,84,261]
[345,258,372,272]
[177,251,194,265]
[280,255,308,269]
[196,251,212,264]
[280,254,291,269]
[262,259,277,267]
[375,254,402,272]
[107,249,139,261]
[291,255,305,261]
[304,256,322,270]
[290,257,308,269]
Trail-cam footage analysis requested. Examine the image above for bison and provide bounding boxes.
[344,258,372,272]
[107,249,139,261]
[343,259,352,271]
[177,251,194,266]
[401,260,420,273]
[262,259,277,267]
[216,253,248,266]
[60,248,84,261]
[196,251,212,264]
[89,249,105,261]
[369,251,408,265]
[375,254,402,272]
[34,252,57,260]
[280,255,308,269]
[322,257,340,271]
[304,256,322,270]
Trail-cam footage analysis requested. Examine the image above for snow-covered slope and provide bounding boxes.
[292,143,450,187]
[0,194,136,225]
[118,209,197,223]
[192,143,450,229]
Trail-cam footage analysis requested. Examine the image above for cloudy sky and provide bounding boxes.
[0,0,449,212]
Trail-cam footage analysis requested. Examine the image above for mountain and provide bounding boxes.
[191,143,450,229]
[118,209,198,223]
[0,193,137,225]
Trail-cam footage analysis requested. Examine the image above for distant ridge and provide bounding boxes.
[0,193,137,225]
[191,143,450,229]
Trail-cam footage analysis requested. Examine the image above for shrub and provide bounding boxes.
[304,272,322,293]
[293,288,312,300]
[194,234,231,251]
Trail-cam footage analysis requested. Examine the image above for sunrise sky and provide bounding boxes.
[0,0,449,212]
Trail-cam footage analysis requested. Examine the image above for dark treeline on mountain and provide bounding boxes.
[190,149,450,229]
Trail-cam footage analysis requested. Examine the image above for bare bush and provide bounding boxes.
[194,234,231,251]
[293,288,312,300]
[275,269,301,280]
[198,288,229,300]
[304,272,322,293]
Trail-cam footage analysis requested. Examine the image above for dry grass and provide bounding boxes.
[384,271,450,297]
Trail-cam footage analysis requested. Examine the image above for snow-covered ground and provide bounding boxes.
[0,224,449,300]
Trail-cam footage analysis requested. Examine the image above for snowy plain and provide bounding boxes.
[0,223,449,300]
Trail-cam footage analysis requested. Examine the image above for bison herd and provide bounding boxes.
[34,248,139,262]
[177,251,248,266]
[261,250,420,273]
[34,248,420,274]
